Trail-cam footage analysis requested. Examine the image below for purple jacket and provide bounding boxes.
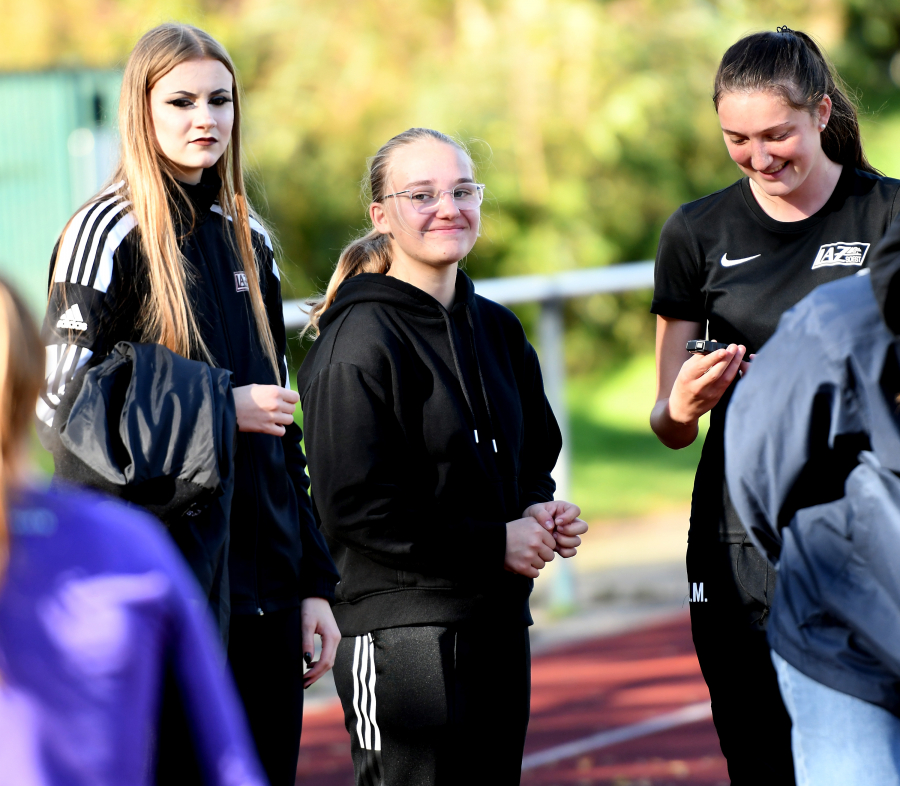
[0,485,267,785]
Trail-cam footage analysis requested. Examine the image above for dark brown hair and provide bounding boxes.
[714,27,878,174]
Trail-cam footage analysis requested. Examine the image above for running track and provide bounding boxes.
[295,612,729,785]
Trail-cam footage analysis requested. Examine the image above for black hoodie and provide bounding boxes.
[297,270,562,636]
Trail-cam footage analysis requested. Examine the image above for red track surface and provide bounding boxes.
[295,612,728,786]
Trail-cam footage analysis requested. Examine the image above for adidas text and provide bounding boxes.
[812,242,870,270]
[690,582,707,603]
[56,304,87,331]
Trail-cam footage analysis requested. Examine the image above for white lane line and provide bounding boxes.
[521,701,712,771]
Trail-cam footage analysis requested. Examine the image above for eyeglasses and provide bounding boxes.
[382,183,485,213]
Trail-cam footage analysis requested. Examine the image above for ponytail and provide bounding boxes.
[304,231,392,335]
[304,127,474,337]
[714,26,878,175]
[0,278,45,582]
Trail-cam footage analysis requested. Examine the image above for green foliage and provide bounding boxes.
[9,1,900,512]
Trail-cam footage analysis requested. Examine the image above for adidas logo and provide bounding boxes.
[56,304,87,331]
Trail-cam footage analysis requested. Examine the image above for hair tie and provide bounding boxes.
[776,25,794,35]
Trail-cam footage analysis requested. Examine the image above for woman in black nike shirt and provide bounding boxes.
[650,27,900,785]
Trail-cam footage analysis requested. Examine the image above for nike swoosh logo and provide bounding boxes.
[720,253,761,267]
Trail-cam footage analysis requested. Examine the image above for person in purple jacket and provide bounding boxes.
[0,275,268,785]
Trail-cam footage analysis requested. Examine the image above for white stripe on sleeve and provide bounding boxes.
[367,633,381,751]
[36,344,93,426]
[352,636,366,748]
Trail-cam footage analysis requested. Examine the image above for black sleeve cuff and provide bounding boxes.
[650,298,705,323]
[300,576,338,604]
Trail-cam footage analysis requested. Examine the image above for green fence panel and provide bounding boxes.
[0,70,121,314]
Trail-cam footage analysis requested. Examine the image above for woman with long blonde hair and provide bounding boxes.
[0,277,268,785]
[39,23,339,785]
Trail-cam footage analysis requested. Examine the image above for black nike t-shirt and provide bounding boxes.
[652,166,900,541]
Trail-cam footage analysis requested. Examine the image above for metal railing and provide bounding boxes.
[283,261,654,496]
[284,261,657,610]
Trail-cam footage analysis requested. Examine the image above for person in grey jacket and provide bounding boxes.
[725,216,900,785]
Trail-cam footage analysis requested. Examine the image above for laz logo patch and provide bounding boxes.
[812,242,870,270]
[234,271,249,292]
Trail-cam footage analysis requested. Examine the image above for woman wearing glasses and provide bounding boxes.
[297,127,587,786]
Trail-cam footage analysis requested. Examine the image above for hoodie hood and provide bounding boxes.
[305,269,496,450]
[869,220,900,335]
[317,269,477,332]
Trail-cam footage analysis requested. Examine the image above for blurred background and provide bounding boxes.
[6,3,900,781]
[3,0,900,519]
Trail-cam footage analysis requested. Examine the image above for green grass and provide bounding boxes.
[568,353,707,521]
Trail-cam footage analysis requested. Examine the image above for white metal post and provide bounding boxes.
[537,299,576,613]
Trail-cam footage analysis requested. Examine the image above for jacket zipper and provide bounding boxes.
[196,224,265,615]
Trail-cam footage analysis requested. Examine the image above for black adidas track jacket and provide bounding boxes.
[39,170,338,616]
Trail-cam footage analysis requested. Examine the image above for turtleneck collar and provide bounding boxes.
[168,167,222,234]
[175,166,221,216]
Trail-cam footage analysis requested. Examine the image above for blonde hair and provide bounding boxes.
[0,278,45,580]
[54,23,279,375]
[304,128,474,337]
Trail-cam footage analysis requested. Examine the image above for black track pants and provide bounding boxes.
[687,538,795,785]
[228,607,305,786]
[333,623,531,786]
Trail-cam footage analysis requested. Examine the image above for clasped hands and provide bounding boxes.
[504,501,588,579]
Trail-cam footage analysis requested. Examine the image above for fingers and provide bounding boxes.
[505,517,559,577]
[537,542,556,564]
[304,627,340,687]
[687,346,732,377]
[687,344,745,381]
[551,501,581,527]
[740,353,756,377]
[301,614,316,666]
[522,503,556,531]
[235,384,297,435]
[556,518,588,537]
[301,599,341,687]
[701,346,744,383]
[535,510,555,532]
[554,533,582,550]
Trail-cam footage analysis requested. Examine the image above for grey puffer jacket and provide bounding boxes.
[725,216,900,713]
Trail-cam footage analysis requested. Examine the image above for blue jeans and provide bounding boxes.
[772,650,900,785]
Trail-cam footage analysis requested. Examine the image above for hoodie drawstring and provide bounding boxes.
[440,305,498,454]
[466,306,498,454]
[440,310,482,447]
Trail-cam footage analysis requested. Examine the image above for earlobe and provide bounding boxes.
[819,94,833,128]
[369,202,392,236]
